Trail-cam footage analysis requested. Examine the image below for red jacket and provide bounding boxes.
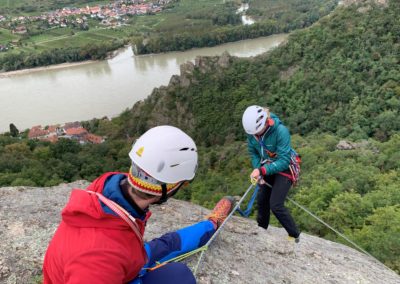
[43,172,150,284]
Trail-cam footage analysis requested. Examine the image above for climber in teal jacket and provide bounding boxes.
[246,112,291,175]
[242,105,300,241]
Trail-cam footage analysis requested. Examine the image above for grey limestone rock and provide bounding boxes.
[0,182,399,284]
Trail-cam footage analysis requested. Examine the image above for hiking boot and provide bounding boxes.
[206,196,235,229]
[288,235,300,243]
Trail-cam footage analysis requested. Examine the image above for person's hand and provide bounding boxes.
[250,168,260,185]
[250,168,260,179]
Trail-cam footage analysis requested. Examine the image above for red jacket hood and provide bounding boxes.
[61,172,150,234]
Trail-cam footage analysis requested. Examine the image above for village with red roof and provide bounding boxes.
[0,0,171,38]
[28,122,104,144]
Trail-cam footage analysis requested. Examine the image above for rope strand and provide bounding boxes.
[286,196,397,274]
[193,183,255,276]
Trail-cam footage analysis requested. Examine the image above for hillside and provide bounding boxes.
[110,0,399,143]
[0,182,399,283]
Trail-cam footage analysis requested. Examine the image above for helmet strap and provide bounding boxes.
[153,182,185,205]
[155,184,168,204]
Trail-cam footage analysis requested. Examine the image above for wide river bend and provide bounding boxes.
[0,34,287,133]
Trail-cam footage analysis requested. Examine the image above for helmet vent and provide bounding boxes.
[170,164,180,168]
[256,115,264,123]
[179,147,189,151]
[157,161,165,172]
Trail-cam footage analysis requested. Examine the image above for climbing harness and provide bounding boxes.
[258,138,301,185]
[281,149,301,185]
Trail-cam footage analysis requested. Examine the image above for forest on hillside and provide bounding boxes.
[133,0,338,54]
[0,0,399,272]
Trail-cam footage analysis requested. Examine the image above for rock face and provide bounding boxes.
[169,53,232,88]
[336,140,369,150]
[0,182,399,284]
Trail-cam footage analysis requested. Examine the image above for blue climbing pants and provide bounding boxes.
[130,220,215,283]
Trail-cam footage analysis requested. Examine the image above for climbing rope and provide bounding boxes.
[259,181,397,274]
[193,183,256,276]
[146,245,209,272]
[149,179,396,277]
[236,184,259,217]
[145,183,257,276]
[286,196,373,257]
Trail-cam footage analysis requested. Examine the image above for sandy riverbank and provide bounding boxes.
[0,60,98,78]
[0,45,133,78]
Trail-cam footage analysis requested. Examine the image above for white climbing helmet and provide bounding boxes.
[242,105,269,135]
[129,125,198,184]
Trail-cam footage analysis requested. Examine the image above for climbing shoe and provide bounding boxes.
[287,235,300,243]
[206,196,235,229]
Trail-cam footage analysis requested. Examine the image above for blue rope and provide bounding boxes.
[236,185,259,217]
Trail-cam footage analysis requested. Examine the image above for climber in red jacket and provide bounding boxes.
[43,125,234,284]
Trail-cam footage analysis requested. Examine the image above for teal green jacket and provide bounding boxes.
[246,113,292,175]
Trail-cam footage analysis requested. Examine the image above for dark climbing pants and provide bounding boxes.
[134,262,196,284]
[257,173,300,238]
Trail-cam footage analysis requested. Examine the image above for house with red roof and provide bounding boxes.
[63,121,81,130]
[85,133,105,144]
[90,6,101,14]
[12,26,27,34]
[28,126,49,139]
[43,134,59,143]
[65,127,88,137]
[28,122,104,144]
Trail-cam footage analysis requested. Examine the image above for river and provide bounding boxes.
[0,34,287,133]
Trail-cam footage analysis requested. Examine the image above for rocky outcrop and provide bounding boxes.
[336,140,370,150]
[338,0,389,13]
[335,140,380,154]
[130,52,234,132]
[339,0,388,7]
[195,52,232,74]
[1,182,399,284]
[169,52,232,88]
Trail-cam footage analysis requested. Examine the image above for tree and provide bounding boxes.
[351,206,400,273]
[9,123,19,137]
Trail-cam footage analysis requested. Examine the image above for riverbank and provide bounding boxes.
[0,33,286,78]
[0,44,135,78]
[0,60,97,78]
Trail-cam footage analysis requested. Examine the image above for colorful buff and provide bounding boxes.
[127,164,181,197]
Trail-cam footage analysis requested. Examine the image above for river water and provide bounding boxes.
[0,34,287,133]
